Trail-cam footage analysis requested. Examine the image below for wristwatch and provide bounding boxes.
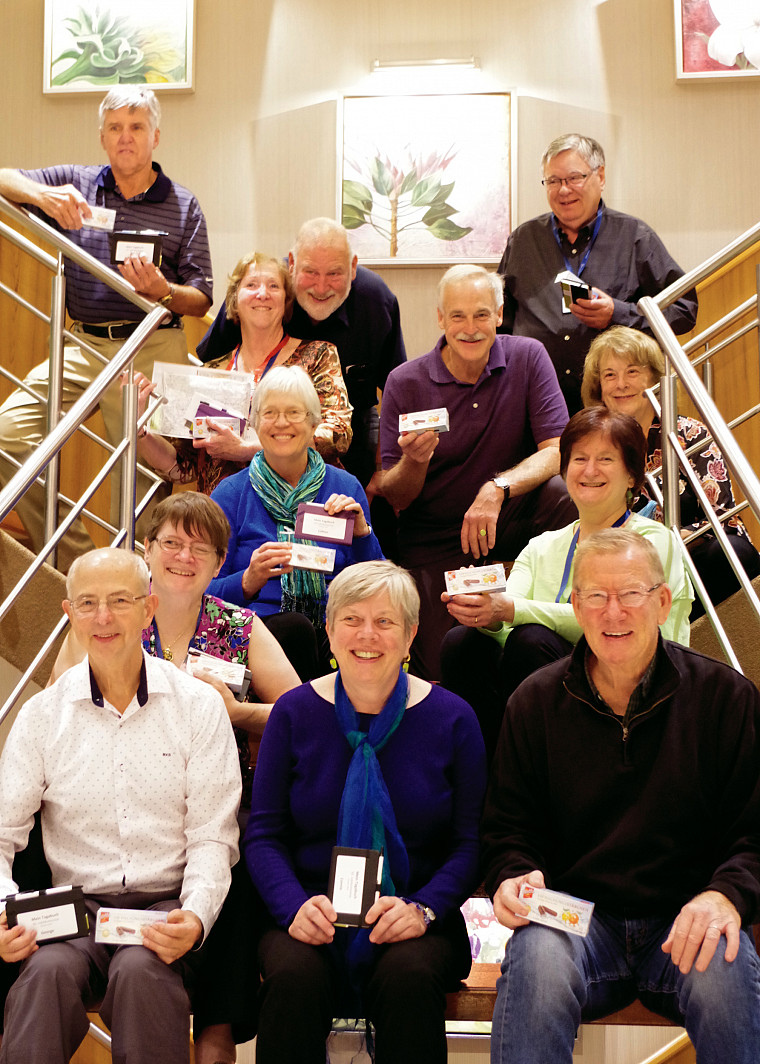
[402,899,437,927]
[157,283,175,307]
[493,474,511,499]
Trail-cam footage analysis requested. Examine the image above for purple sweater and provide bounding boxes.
[244,682,487,928]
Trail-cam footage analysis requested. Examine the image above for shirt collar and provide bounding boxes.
[583,636,660,725]
[98,162,170,203]
[88,655,149,708]
[552,198,606,246]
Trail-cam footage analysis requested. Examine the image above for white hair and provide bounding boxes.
[437,264,504,311]
[66,547,150,598]
[293,217,352,260]
[251,366,322,431]
[99,88,161,131]
[541,134,605,174]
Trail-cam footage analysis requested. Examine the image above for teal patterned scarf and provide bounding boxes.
[249,448,327,626]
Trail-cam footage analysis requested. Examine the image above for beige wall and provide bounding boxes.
[1,0,758,358]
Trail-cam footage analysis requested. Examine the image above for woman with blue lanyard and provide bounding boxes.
[134,250,353,496]
[245,560,486,1064]
[440,406,693,764]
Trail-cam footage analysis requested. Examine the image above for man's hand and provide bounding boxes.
[289,895,337,945]
[661,890,741,974]
[570,287,614,330]
[141,909,203,965]
[461,481,505,558]
[442,589,514,629]
[37,184,92,229]
[366,897,427,944]
[242,542,293,598]
[493,870,545,930]
[398,429,439,465]
[0,911,38,963]
[118,255,171,301]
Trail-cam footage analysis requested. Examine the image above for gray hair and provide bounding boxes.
[541,134,605,174]
[99,88,161,131]
[251,366,322,431]
[66,547,150,598]
[573,529,665,591]
[293,217,352,261]
[326,561,420,637]
[437,264,504,311]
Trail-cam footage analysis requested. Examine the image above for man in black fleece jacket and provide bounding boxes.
[482,528,760,1064]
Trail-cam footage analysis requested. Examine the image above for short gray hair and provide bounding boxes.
[293,217,352,261]
[99,88,161,131]
[437,264,504,311]
[251,366,322,431]
[326,561,420,637]
[66,547,150,598]
[541,134,605,174]
[573,529,665,591]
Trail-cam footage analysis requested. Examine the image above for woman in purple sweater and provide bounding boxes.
[244,561,487,1064]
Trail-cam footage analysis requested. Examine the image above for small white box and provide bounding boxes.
[290,543,336,573]
[192,416,240,438]
[518,884,594,937]
[444,563,507,596]
[398,408,449,434]
[95,906,168,945]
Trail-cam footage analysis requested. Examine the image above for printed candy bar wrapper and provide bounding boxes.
[398,408,449,434]
[95,907,168,945]
[192,416,241,438]
[444,563,507,596]
[290,542,336,573]
[518,884,594,938]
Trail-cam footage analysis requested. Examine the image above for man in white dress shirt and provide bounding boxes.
[0,548,241,1064]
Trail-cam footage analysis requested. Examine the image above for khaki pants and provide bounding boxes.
[0,322,188,571]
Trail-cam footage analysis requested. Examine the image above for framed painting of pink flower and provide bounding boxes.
[338,93,512,264]
[44,0,195,94]
[676,0,760,79]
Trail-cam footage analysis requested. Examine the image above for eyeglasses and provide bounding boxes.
[574,584,662,610]
[70,593,147,616]
[542,170,597,190]
[259,408,309,424]
[153,536,217,559]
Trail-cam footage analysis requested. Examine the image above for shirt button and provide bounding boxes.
[473,403,478,409]
[565,369,571,375]
[564,335,570,341]
[571,248,577,255]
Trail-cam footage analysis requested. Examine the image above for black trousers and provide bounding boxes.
[254,912,471,1064]
[441,622,573,767]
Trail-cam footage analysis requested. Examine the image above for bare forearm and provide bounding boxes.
[380,456,428,510]
[228,702,271,736]
[138,431,179,475]
[0,169,41,207]
[159,284,210,318]
[496,447,560,498]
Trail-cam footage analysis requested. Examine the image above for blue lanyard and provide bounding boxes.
[551,204,603,278]
[554,509,630,604]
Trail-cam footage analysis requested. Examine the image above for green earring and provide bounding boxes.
[330,657,338,670]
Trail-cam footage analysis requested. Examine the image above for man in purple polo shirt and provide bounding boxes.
[0,87,212,570]
[379,265,576,680]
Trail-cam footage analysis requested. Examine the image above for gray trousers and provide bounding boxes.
[0,892,196,1064]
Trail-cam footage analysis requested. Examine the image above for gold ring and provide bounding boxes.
[479,528,487,536]
[475,616,480,624]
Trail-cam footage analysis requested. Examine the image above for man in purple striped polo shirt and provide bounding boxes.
[0,87,212,570]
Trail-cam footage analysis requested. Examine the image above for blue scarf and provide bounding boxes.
[248,447,327,625]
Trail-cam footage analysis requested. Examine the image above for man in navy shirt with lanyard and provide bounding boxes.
[497,134,698,414]
[0,87,213,570]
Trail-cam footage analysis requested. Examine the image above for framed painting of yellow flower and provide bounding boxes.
[44,0,195,94]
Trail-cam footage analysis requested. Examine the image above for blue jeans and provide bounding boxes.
[491,912,760,1064]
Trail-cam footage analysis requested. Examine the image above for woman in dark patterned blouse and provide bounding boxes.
[583,326,760,617]
[135,251,353,495]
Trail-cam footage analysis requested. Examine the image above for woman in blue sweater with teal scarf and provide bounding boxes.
[244,561,487,1063]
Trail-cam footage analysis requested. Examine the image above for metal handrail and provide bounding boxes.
[654,223,760,307]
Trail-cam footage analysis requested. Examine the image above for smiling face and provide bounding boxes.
[289,242,357,322]
[256,392,315,469]
[100,105,159,183]
[572,548,672,678]
[437,277,503,381]
[327,592,417,698]
[599,352,657,427]
[564,430,635,517]
[543,149,605,238]
[144,522,224,601]
[235,263,287,330]
[63,552,155,669]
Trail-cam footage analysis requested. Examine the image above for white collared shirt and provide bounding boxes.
[0,652,241,936]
